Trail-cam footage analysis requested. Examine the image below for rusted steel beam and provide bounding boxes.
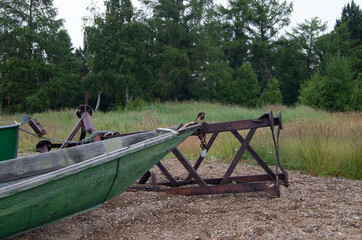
[172,148,207,187]
[79,124,86,141]
[138,161,181,187]
[193,114,280,135]
[151,172,158,190]
[220,128,256,185]
[156,162,179,187]
[60,118,83,149]
[82,111,97,133]
[158,181,279,196]
[138,171,151,184]
[158,174,287,187]
[28,118,47,137]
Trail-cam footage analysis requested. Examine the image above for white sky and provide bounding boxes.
[53,0,362,49]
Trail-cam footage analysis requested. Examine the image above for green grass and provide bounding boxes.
[1,101,361,179]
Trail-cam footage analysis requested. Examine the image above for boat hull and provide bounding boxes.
[0,126,198,238]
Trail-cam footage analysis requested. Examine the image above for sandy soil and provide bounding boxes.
[11,158,361,240]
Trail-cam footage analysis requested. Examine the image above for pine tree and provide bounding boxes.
[290,17,327,75]
[0,0,81,112]
[335,0,362,44]
[84,0,151,109]
[261,77,282,104]
[247,0,293,89]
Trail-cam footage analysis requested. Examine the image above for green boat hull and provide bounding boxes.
[0,126,199,238]
[0,124,19,161]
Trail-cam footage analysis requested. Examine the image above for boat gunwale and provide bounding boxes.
[0,124,201,198]
[0,123,20,130]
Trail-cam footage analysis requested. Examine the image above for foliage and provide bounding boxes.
[335,0,362,44]
[218,0,252,69]
[262,77,283,104]
[84,0,151,110]
[123,98,148,111]
[217,62,261,107]
[0,0,361,113]
[142,0,216,102]
[6,102,360,179]
[298,73,325,109]
[350,73,362,111]
[0,0,82,113]
[273,37,309,105]
[290,17,327,75]
[248,0,293,88]
[299,55,356,111]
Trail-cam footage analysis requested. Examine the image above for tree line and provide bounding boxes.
[0,0,361,113]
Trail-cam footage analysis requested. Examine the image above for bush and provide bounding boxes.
[124,98,148,111]
[299,55,356,111]
[350,73,362,111]
[218,63,261,107]
[262,77,283,104]
[299,72,325,108]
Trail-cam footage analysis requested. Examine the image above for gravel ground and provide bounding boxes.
[11,158,361,240]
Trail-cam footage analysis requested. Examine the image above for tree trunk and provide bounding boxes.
[28,0,33,61]
[95,91,101,111]
[7,91,10,114]
[307,48,311,75]
[173,89,178,102]
[125,85,129,107]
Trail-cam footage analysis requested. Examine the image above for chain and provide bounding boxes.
[19,127,78,144]
[198,133,206,150]
[19,127,107,145]
[78,131,108,145]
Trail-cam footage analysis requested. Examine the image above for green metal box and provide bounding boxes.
[0,124,19,161]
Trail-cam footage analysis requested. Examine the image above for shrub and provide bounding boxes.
[124,98,148,111]
[262,77,283,104]
[218,63,261,107]
[299,55,355,111]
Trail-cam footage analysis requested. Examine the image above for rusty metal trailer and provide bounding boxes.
[133,110,288,197]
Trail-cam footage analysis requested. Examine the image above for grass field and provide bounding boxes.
[1,102,361,180]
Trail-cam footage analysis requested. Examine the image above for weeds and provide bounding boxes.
[1,102,361,179]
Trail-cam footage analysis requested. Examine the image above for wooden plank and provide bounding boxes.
[0,142,107,183]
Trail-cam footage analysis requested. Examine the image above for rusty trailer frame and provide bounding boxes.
[133,110,288,197]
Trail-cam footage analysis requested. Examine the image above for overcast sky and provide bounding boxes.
[53,0,362,49]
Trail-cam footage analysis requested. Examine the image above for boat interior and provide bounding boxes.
[0,129,174,187]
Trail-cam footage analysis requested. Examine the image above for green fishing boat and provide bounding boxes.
[0,124,200,239]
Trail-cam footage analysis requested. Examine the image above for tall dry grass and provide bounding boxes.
[1,102,361,179]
